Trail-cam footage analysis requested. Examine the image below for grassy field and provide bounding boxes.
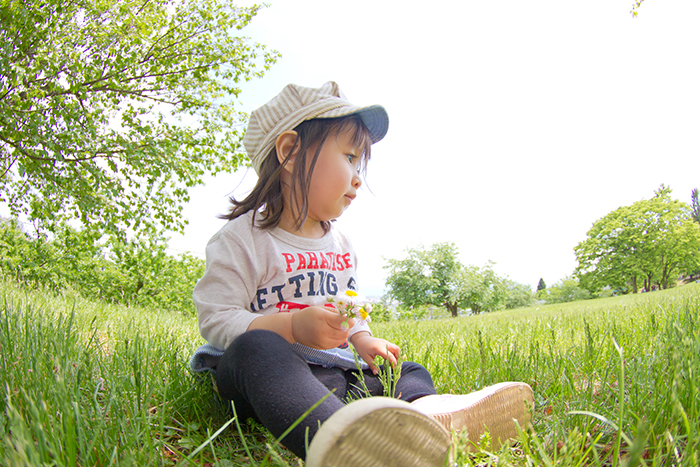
[1,278,699,466]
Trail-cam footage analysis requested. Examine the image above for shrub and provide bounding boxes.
[0,218,203,315]
[544,275,592,304]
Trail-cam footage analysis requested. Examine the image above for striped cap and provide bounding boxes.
[243,81,389,174]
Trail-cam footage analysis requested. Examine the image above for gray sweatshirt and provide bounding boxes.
[193,210,372,352]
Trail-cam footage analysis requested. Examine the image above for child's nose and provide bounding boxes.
[352,173,362,188]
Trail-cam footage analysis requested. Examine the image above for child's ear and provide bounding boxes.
[276,130,299,172]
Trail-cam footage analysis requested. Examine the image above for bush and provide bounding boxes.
[544,275,592,304]
[367,301,393,323]
[0,218,71,291]
[0,218,203,315]
[503,279,536,309]
[395,304,432,320]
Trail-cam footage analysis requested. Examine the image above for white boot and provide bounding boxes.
[410,382,534,451]
[306,396,451,467]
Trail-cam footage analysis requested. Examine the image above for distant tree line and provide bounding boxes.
[383,186,700,315]
[383,242,535,317]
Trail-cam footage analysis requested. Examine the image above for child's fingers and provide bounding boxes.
[384,346,398,368]
[367,360,379,375]
[373,341,400,367]
[363,351,379,375]
[387,343,401,364]
[292,306,353,349]
[345,316,357,329]
[327,310,355,331]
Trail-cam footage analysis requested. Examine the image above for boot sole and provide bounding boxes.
[411,382,534,451]
[306,396,452,467]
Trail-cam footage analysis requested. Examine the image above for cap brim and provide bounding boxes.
[313,103,389,143]
[354,105,389,143]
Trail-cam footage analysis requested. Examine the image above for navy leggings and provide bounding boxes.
[215,329,437,458]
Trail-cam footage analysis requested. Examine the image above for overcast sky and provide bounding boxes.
[169,0,700,298]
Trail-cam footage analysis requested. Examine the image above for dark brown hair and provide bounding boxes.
[221,114,374,232]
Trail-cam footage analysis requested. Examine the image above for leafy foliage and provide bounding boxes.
[692,188,700,225]
[0,218,203,314]
[536,277,547,299]
[631,0,646,17]
[383,242,462,317]
[537,278,546,292]
[575,186,700,294]
[366,301,393,323]
[449,262,506,314]
[502,278,536,309]
[542,275,593,304]
[0,0,278,238]
[383,242,533,317]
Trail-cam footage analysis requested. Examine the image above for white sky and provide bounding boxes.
[169,0,700,298]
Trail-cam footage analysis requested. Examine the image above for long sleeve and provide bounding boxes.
[193,220,269,350]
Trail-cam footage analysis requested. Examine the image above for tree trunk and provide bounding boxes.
[645,273,653,292]
[631,275,638,294]
[446,303,459,317]
[661,265,669,289]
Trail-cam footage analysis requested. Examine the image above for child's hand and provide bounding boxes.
[290,305,356,350]
[349,332,400,375]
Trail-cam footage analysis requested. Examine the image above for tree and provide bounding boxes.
[688,188,700,281]
[536,277,547,300]
[575,186,700,293]
[1,0,278,238]
[692,188,700,225]
[503,279,535,309]
[384,243,516,317]
[384,242,463,317]
[448,261,507,314]
[544,276,592,304]
[537,278,546,292]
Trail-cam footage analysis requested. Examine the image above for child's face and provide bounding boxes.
[306,127,364,223]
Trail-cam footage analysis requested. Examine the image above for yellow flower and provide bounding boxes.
[359,307,369,320]
[345,290,358,298]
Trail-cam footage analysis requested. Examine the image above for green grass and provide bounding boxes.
[2,278,700,466]
[386,286,700,466]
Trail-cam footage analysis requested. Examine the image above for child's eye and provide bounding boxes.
[346,154,362,173]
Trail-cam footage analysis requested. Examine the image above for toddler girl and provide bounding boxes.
[190,82,533,466]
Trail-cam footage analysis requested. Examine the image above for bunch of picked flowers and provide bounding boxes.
[327,290,372,331]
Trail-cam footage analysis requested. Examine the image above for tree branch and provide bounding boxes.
[1,150,20,179]
[0,134,159,163]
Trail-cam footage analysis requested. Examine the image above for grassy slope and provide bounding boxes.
[1,279,699,466]
[373,284,700,465]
